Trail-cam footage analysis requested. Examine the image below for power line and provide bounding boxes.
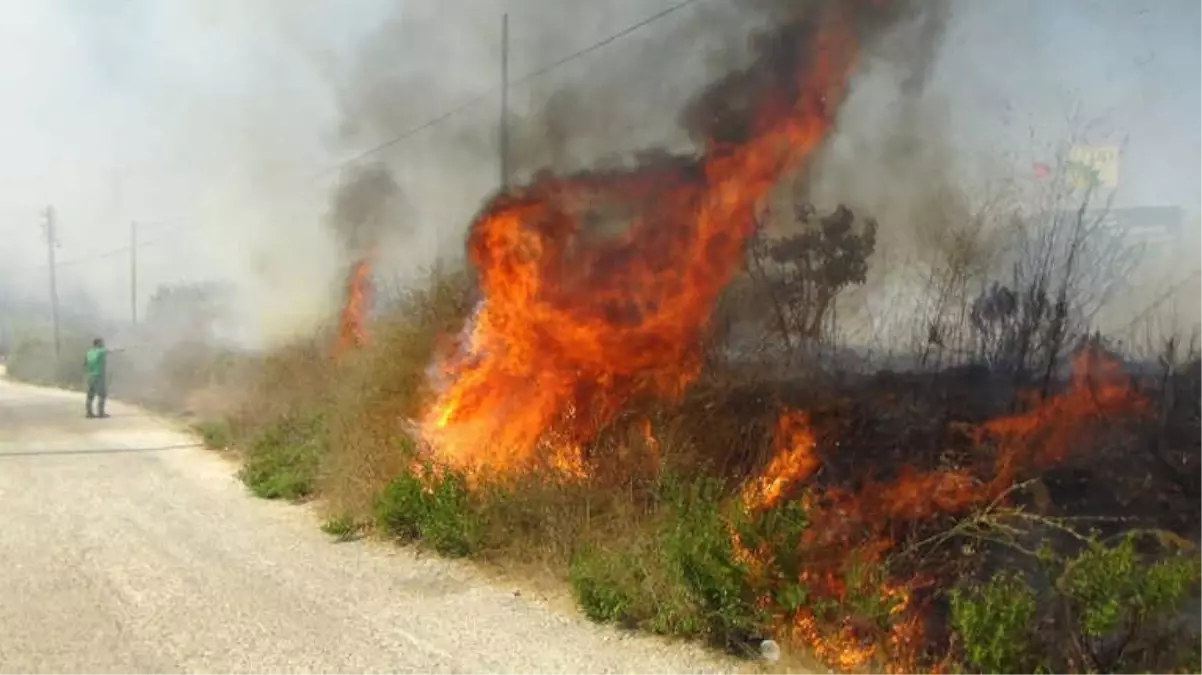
[319,0,702,177]
[59,228,186,269]
[11,223,190,272]
[513,0,702,87]
[55,246,131,269]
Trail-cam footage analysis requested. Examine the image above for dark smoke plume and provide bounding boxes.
[324,0,951,273]
[683,0,948,148]
[466,0,948,250]
[326,161,402,257]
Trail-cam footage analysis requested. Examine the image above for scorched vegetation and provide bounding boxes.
[156,1,1202,672]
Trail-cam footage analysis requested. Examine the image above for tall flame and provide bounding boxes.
[422,6,860,473]
[333,257,373,357]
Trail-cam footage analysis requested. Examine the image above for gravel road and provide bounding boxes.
[0,373,741,674]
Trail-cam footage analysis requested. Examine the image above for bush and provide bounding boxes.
[1056,534,1201,672]
[568,537,702,636]
[565,473,824,651]
[950,533,1201,673]
[657,476,766,648]
[193,418,234,450]
[566,475,823,652]
[373,458,478,557]
[373,466,426,541]
[733,498,812,616]
[569,546,640,624]
[133,341,240,412]
[949,572,1041,673]
[237,412,327,501]
[321,513,362,542]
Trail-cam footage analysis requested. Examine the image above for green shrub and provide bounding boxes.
[1056,534,1201,672]
[950,533,1201,673]
[569,546,639,624]
[374,468,426,541]
[321,513,362,542]
[659,475,765,648]
[950,572,1041,674]
[238,412,326,501]
[5,337,52,384]
[193,418,234,450]
[373,460,478,557]
[733,499,812,616]
[566,475,855,652]
[568,475,825,650]
[422,467,478,556]
[567,537,703,636]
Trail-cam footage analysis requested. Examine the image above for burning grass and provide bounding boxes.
[208,275,1200,672]
[332,257,374,358]
[194,0,1199,669]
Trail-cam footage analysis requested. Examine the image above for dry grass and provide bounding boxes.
[197,267,474,518]
[185,265,1201,673]
[319,267,472,516]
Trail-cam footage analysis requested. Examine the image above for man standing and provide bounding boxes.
[84,337,109,419]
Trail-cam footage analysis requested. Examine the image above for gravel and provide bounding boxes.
[0,374,744,674]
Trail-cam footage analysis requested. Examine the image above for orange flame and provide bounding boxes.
[421,6,861,473]
[978,347,1148,495]
[742,410,819,510]
[734,346,1146,671]
[390,0,1150,661]
[333,257,372,357]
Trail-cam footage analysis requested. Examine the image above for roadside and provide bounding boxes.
[0,372,750,674]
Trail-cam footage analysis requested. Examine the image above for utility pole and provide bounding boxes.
[41,206,61,362]
[130,220,138,325]
[499,12,510,192]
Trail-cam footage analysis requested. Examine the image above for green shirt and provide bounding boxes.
[84,347,107,384]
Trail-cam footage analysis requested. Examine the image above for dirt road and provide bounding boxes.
[0,374,737,674]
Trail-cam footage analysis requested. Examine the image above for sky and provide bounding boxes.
[940,0,1201,208]
[0,0,1197,346]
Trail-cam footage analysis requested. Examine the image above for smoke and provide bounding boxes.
[326,162,404,260]
[0,0,1194,366]
[329,0,951,263]
[0,1,375,351]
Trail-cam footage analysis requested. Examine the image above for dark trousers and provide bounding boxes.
[86,379,107,417]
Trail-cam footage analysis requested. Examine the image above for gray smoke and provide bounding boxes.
[329,0,951,256]
[326,161,404,259]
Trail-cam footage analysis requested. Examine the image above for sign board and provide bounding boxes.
[1067,145,1120,189]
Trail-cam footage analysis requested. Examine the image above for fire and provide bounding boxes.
[737,410,954,673]
[979,346,1148,494]
[640,418,661,472]
[333,257,372,357]
[392,0,1148,662]
[741,410,819,510]
[421,5,861,473]
[736,346,1147,672]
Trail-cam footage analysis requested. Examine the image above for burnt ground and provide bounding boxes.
[661,356,1201,541]
[654,354,1201,667]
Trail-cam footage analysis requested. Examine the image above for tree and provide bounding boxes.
[746,201,878,358]
[963,123,1142,405]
